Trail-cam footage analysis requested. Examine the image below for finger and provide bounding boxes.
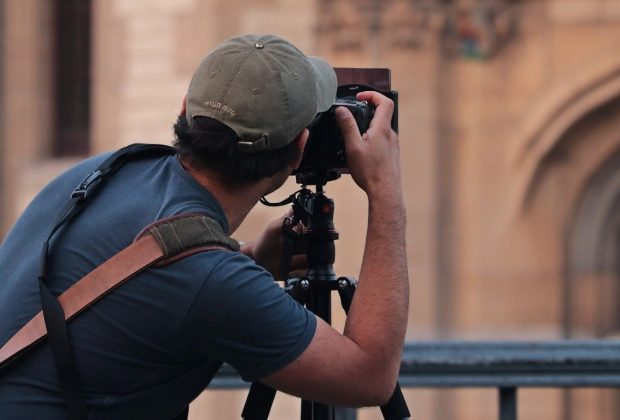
[281,209,294,224]
[271,211,291,231]
[356,90,392,109]
[356,91,394,130]
[335,106,364,152]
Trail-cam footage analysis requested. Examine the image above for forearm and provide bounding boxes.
[343,190,409,382]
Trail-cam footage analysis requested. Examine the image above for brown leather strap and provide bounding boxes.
[0,235,164,368]
[0,235,164,367]
[0,213,237,370]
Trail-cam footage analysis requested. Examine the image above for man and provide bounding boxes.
[0,34,408,419]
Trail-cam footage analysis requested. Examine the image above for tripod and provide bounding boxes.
[242,181,411,420]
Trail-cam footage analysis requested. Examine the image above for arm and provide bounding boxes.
[262,92,409,407]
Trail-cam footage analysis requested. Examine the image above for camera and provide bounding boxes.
[297,97,373,177]
[293,68,398,186]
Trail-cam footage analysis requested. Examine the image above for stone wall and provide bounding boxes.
[2,0,620,418]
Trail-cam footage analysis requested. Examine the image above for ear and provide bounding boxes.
[180,95,187,118]
[289,129,309,170]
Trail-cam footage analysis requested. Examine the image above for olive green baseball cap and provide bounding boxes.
[185,34,337,153]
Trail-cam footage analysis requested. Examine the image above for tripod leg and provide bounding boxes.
[334,406,357,420]
[301,400,312,420]
[336,277,411,420]
[336,277,357,313]
[379,384,410,420]
[242,382,277,420]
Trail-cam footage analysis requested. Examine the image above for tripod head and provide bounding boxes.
[290,186,338,274]
[294,168,341,187]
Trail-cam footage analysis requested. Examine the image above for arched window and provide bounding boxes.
[53,0,91,156]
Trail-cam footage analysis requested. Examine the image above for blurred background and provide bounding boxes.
[2,0,620,418]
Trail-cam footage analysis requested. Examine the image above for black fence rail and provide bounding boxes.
[210,340,620,420]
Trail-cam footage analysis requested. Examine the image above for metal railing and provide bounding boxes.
[209,340,620,420]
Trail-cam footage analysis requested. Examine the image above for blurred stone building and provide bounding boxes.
[1,0,620,418]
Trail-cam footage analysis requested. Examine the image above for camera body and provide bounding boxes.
[297,97,373,176]
[293,68,398,186]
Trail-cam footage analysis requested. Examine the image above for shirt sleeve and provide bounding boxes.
[175,251,317,382]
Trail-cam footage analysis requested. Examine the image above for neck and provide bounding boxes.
[178,157,270,234]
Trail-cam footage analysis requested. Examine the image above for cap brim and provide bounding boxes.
[308,56,337,113]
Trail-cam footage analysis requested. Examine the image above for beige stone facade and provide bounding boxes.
[2,0,620,418]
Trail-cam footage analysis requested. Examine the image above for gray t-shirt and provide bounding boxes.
[0,151,316,419]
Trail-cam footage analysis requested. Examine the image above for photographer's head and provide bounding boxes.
[174,34,336,187]
[173,115,304,187]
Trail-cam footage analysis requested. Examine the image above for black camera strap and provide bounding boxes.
[36,143,176,420]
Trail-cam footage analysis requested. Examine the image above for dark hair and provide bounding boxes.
[173,115,300,185]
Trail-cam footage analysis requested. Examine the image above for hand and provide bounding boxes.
[335,91,402,203]
[241,212,307,280]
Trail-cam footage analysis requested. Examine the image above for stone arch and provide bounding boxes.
[513,56,620,211]
[509,59,620,337]
[565,150,620,336]
[563,148,620,420]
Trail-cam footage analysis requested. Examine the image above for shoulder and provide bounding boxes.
[171,247,300,325]
[180,249,273,291]
[173,249,317,381]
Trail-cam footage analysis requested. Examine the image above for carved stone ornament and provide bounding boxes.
[316,0,520,58]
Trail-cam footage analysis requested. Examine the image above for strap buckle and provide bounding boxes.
[71,170,103,200]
